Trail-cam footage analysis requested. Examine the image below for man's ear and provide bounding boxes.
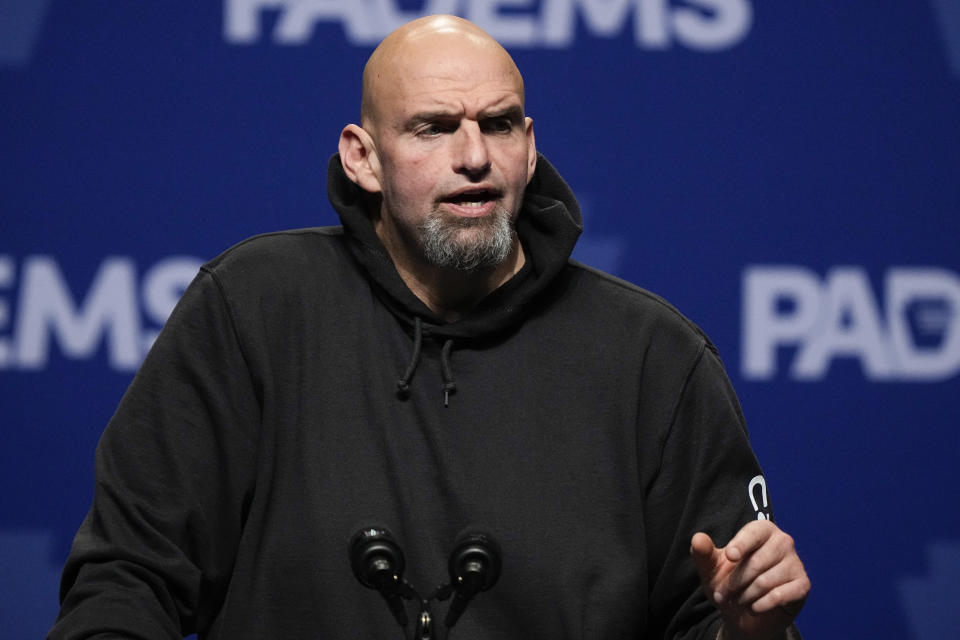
[339,124,382,193]
[524,117,537,184]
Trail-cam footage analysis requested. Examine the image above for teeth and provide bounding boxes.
[459,201,484,207]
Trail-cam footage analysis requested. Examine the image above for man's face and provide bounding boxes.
[365,36,536,271]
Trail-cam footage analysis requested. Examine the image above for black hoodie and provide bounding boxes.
[51,155,771,640]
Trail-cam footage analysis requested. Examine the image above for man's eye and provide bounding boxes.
[418,123,451,136]
[484,118,513,134]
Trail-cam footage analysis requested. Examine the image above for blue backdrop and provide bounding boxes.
[2,1,959,638]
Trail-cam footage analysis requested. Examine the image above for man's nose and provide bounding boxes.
[453,122,491,178]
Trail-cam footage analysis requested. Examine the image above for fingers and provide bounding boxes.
[749,573,810,614]
[725,523,793,594]
[724,519,776,562]
[692,521,810,639]
[717,522,809,614]
[724,523,796,592]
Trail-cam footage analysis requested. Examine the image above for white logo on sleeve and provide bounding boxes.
[748,475,770,520]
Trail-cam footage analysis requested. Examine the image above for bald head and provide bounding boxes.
[360,15,525,129]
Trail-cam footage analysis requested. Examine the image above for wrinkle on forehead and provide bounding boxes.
[361,15,525,129]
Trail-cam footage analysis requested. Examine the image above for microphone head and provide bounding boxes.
[448,531,502,593]
[349,526,406,591]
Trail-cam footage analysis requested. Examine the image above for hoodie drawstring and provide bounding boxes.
[396,316,423,396]
[395,317,457,406]
[439,339,457,407]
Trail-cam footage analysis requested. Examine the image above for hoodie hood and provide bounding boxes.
[326,152,583,342]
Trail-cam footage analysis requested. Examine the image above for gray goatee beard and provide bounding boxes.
[419,205,516,271]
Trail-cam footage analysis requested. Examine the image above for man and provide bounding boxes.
[51,14,809,640]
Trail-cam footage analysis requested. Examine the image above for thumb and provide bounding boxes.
[690,532,721,581]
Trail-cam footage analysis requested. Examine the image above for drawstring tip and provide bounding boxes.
[442,382,456,407]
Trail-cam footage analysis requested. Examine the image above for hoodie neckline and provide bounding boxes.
[326,151,583,343]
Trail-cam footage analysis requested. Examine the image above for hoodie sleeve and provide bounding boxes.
[49,269,260,639]
[642,343,774,640]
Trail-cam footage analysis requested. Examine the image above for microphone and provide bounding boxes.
[349,526,411,628]
[444,531,502,628]
[348,526,503,637]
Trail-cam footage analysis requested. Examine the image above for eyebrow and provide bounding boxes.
[404,111,459,130]
[403,105,525,131]
[481,105,525,122]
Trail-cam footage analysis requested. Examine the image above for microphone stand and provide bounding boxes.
[404,581,455,640]
[415,603,433,640]
[408,583,448,640]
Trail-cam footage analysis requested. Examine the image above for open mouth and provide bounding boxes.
[441,188,501,208]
